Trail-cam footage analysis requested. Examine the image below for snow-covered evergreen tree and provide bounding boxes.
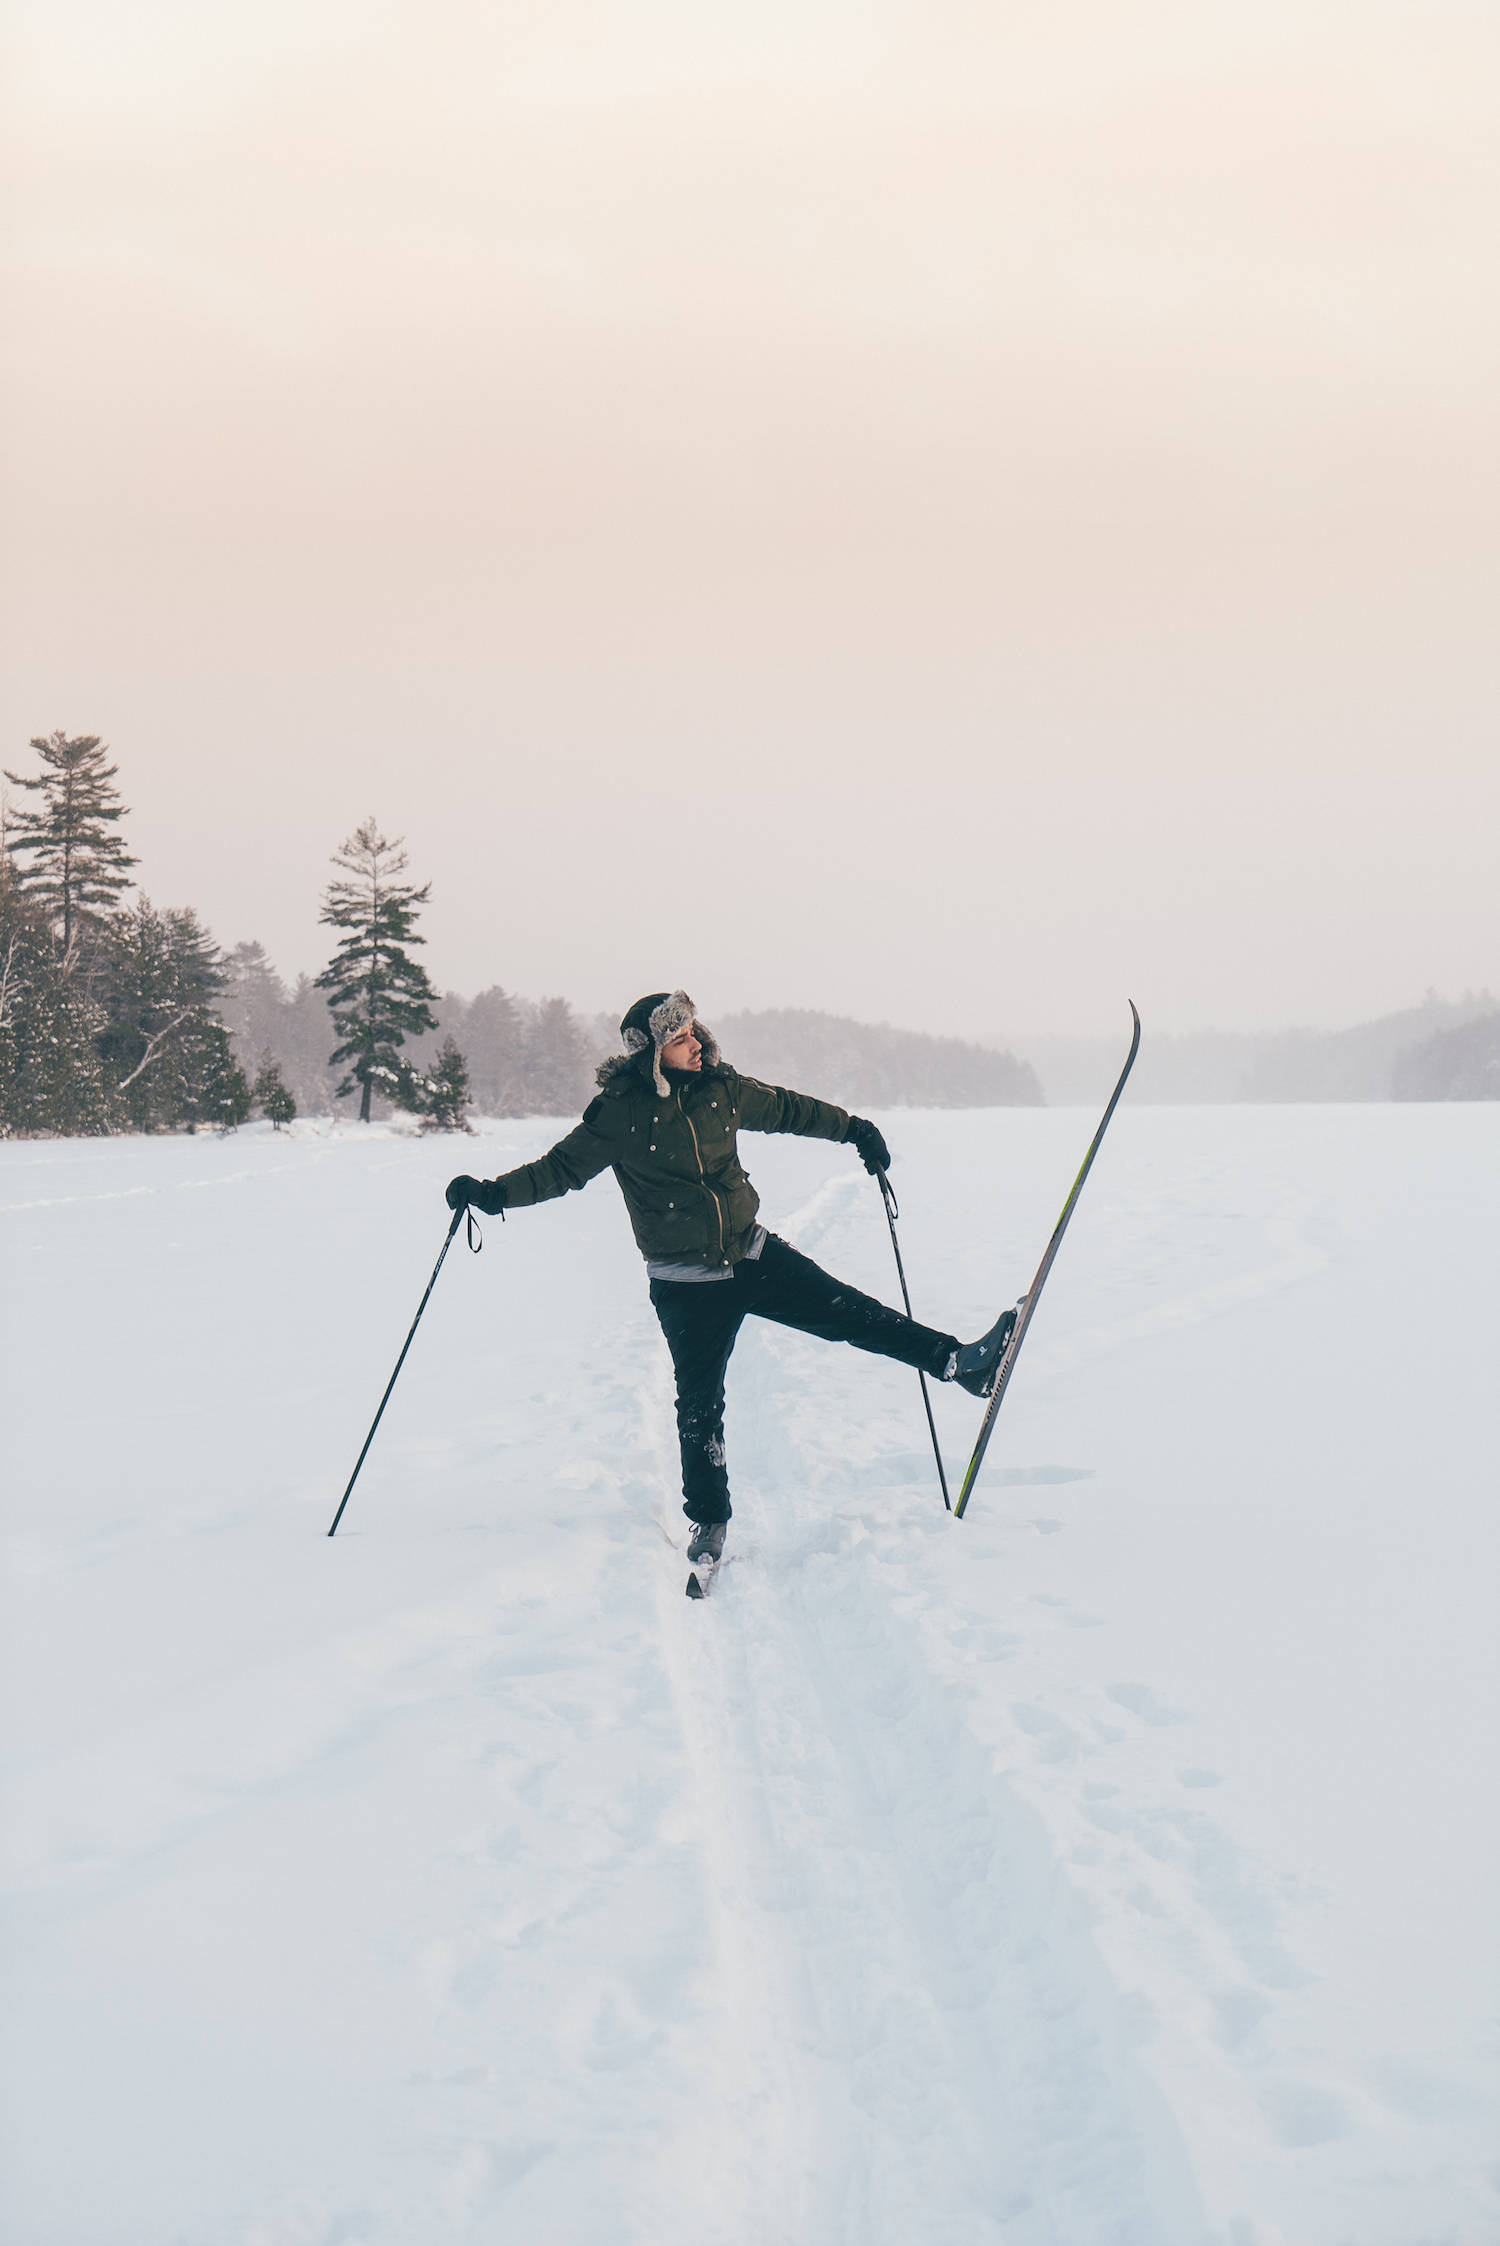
[252,1053,297,1129]
[522,996,595,1114]
[315,819,439,1122]
[219,948,342,1118]
[3,732,138,957]
[221,941,288,1055]
[98,899,249,1132]
[280,975,341,1114]
[0,866,112,1135]
[420,1035,473,1132]
[462,984,528,1115]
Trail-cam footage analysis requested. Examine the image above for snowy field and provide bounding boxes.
[2,1101,1497,2246]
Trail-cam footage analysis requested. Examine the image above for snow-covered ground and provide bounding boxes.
[2,1102,1496,2246]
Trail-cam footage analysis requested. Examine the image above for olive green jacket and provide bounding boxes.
[493,1053,850,1266]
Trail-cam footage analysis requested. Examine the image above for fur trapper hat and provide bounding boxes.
[599,989,721,1098]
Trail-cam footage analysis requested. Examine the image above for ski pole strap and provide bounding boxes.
[465,1207,484,1252]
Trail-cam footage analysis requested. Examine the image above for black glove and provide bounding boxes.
[844,1116,891,1174]
[446,1174,507,1214]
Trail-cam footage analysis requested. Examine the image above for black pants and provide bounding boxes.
[649,1232,958,1524]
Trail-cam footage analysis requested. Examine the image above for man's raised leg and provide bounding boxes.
[741,1234,958,1376]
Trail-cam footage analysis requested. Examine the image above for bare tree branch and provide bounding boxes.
[116,1011,189,1091]
[0,932,18,1030]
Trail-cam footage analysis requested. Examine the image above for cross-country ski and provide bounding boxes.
[954,1001,1142,1518]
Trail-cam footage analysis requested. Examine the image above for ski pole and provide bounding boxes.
[875,1169,952,1512]
[327,1204,481,1537]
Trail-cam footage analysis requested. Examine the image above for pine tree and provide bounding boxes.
[3,732,138,956]
[420,1034,473,1132]
[221,950,341,1119]
[0,868,112,1135]
[252,1052,297,1129]
[221,941,288,1057]
[463,983,527,1115]
[314,819,439,1122]
[179,1004,253,1131]
[98,898,248,1132]
[283,973,341,1116]
[522,996,595,1114]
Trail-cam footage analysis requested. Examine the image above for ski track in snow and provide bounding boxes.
[2,1110,1498,2245]
[650,1171,1206,2246]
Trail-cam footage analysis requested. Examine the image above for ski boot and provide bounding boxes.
[686,1520,727,1565]
[949,1304,1021,1398]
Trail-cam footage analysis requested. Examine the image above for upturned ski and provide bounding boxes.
[685,1562,717,1599]
[954,1002,1141,1520]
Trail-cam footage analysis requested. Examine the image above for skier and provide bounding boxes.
[444,991,1015,1569]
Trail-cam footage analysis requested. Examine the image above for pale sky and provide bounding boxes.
[4,0,1496,1036]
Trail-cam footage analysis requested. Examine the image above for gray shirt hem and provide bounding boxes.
[646,1224,768,1283]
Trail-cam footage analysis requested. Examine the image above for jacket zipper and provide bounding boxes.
[679,1090,725,1256]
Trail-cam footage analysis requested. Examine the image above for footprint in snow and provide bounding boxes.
[1211,1988,1271,2050]
[1260,2079,1352,2148]
[1107,1681,1187,1726]
[1370,2058,1493,2123]
[1011,1701,1083,1762]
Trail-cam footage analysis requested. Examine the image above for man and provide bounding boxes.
[446,991,1015,1567]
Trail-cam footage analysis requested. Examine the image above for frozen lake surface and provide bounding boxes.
[2,1102,1497,2245]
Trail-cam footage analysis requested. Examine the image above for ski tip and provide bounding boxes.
[685,1572,706,1599]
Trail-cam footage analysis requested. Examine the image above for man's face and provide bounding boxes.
[661,1026,702,1072]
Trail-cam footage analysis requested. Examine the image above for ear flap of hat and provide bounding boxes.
[645,990,695,1096]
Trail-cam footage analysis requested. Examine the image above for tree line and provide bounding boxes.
[3,734,501,1137]
[1,733,254,1136]
[0,733,636,1138]
[2,729,1047,1140]
[221,945,606,1125]
[1391,1008,1500,1101]
[1018,990,1499,1105]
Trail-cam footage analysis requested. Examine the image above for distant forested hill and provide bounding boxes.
[713,1009,1042,1110]
[1010,993,1498,1105]
[1393,1011,1500,1101]
[220,964,1043,1117]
